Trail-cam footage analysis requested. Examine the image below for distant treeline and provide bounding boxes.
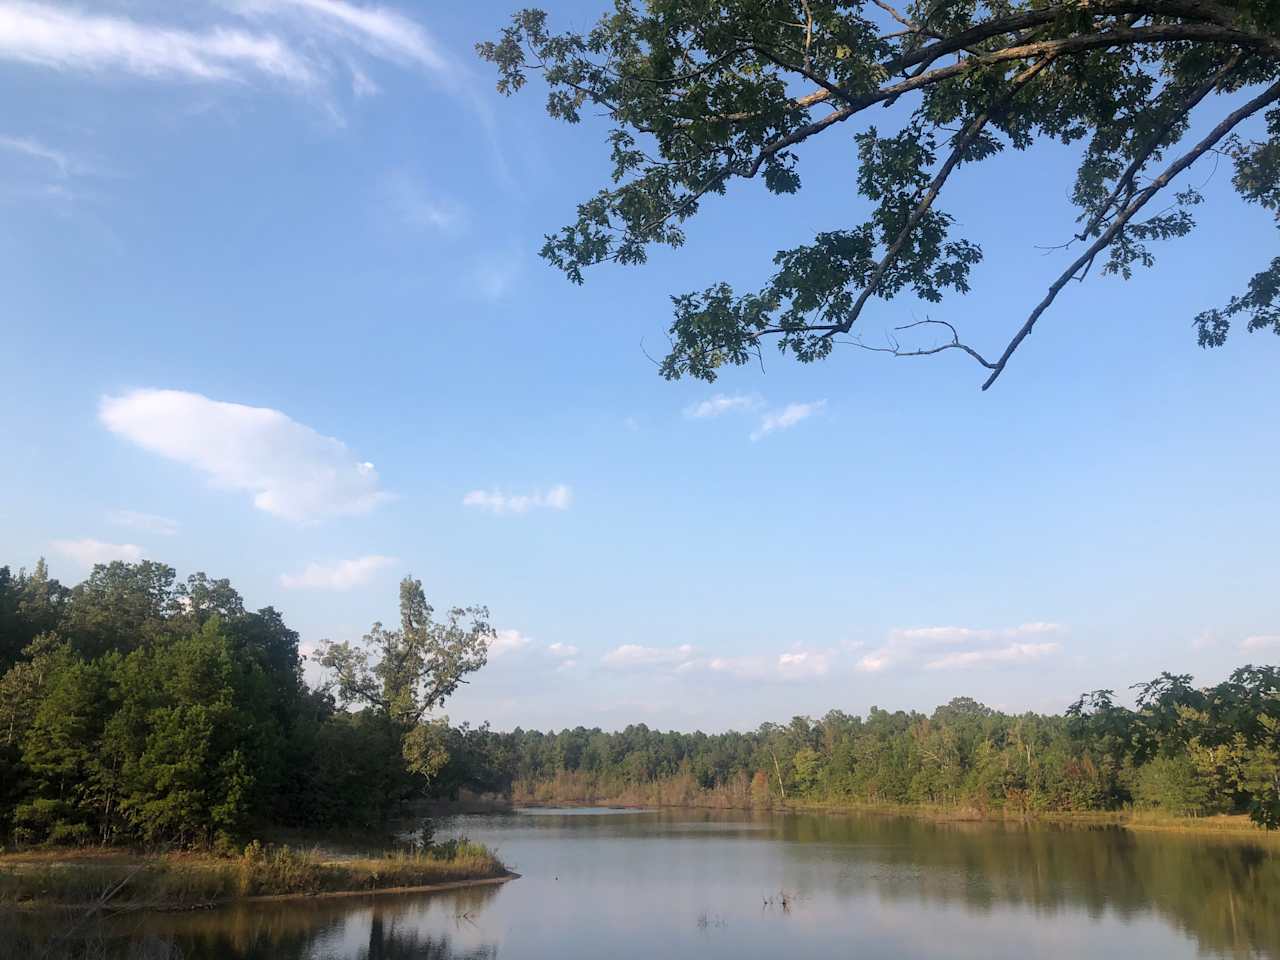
[4,558,1279,847]
[0,560,475,848]
[438,676,1280,829]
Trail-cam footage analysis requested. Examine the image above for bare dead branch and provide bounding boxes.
[871,0,930,35]
[844,319,999,368]
[981,75,1280,389]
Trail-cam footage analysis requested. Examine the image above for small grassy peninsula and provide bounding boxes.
[0,839,511,911]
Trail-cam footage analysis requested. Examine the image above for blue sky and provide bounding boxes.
[1,0,1277,731]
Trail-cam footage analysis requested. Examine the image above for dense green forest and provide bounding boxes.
[2,559,1279,850]
[0,559,491,848]
[441,684,1280,830]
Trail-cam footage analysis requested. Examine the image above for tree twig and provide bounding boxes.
[981,76,1280,389]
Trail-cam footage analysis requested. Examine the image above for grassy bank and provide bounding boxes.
[793,799,1280,842]
[514,775,1280,843]
[0,839,511,911]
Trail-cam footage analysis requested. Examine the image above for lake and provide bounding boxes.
[6,807,1280,958]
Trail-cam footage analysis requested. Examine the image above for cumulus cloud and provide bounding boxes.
[108,509,180,536]
[1242,635,1280,652]
[99,388,391,523]
[482,632,582,669]
[691,649,833,682]
[777,650,830,678]
[280,554,395,590]
[684,393,759,419]
[1192,631,1221,651]
[856,651,891,673]
[0,2,316,85]
[750,400,827,441]
[51,538,144,566]
[925,642,1061,670]
[857,622,1066,673]
[489,628,533,658]
[602,643,696,668]
[601,643,832,683]
[462,484,571,516]
[891,626,989,644]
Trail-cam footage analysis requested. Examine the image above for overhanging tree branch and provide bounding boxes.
[836,55,1057,337]
[982,76,1280,389]
[1076,51,1245,240]
[485,0,1280,389]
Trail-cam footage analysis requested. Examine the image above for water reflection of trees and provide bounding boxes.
[9,815,1279,959]
[769,813,1280,957]
[8,885,503,960]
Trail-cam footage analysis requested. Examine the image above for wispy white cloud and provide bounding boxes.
[462,484,571,516]
[280,554,395,590]
[857,622,1066,673]
[0,2,317,85]
[100,388,392,523]
[603,643,696,668]
[0,134,75,176]
[548,642,579,659]
[51,537,144,567]
[750,400,827,441]
[237,0,506,174]
[348,61,378,97]
[684,393,759,419]
[108,509,180,536]
[0,0,480,113]
[466,255,521,301]
[382,169,464,232]
[232,0,449,72]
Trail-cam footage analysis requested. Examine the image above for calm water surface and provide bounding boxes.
[7,808,1280,958]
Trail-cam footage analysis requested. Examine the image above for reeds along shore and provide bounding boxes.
[510,771,1279,840]
[0,839,508,910]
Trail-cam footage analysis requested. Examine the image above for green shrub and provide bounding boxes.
[1135,755,1212,816]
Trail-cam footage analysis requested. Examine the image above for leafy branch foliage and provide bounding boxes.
[480,1,1280,387]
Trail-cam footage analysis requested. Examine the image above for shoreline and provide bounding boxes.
[238,870,519,905]
[0,844,514,913]
[510,795,1279,843]
[0,871,521,914]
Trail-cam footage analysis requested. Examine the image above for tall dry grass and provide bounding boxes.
[0,839,507,909]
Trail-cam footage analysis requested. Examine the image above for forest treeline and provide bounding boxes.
[0,559,489,848]
[3,559,1279,848]
[440,680,1280,829]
